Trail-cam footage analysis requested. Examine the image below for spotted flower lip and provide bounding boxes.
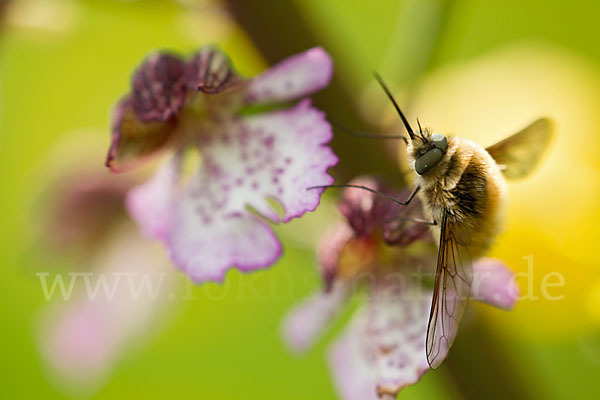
[107,46,337,283]
[282,176,519,399]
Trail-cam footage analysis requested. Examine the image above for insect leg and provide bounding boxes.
[402,185,421,205]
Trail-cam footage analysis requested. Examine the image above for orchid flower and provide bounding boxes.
[35,170,176,393]
[106,46,337,283]
[283,176,519,399]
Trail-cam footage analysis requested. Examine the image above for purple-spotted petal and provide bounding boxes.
[126,155,181,240]
[131,53,187,122]
[244,47,333,104]
[167,195,282,283]
[328,279,432,400]
[368,279,431,397]
[328,311,379,400]
[235,99,337,222]
[106,97,177,173]
[188,99,336,222]
[282,282,349,352]
[472,258,519,310]
[164,100,336,282]
[186,47,243,94]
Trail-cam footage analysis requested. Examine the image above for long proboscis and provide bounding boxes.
[307,184,408,206]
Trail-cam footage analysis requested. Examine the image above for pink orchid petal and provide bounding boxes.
[328,310,379,400]
[238,99,337,222]
[198,99,337,223]
[37,229,174,390]
[367,280,431,396]
[167,200,282,283]
[317,223,354,290]
[282,282,349,352]
[43,302,114,380]
[328,279,432,400]
[126,155,180,240]
[471,258,519,310]
[244,47,333,104]
[165,100,336,282]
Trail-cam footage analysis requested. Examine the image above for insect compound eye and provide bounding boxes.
[431,133,448,153]
[415,148,443,175]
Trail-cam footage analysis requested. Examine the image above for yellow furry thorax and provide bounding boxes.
[405,132,508,258]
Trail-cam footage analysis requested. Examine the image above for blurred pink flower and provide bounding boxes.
[282,176,519,399]
[35,168,175,393]
[106,46,337,283]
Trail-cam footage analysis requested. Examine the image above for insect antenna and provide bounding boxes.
[329,120,408,143]
[373,72,415,140]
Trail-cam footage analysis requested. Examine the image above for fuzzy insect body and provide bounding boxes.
[368,73,553,369]
[310,73,553,370]
[402,118,552,368]
[408,134,507,260]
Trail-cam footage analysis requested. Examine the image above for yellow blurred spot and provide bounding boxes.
[338,237,377,279]
[177,0,235,43]
[181,147,201,177]
[4,0,79,34]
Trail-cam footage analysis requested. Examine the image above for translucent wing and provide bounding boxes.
[485,118,553,180]
[425,211,473,369]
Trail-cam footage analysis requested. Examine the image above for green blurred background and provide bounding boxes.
[1,0,600,398]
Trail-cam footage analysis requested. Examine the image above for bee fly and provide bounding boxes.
[312,73,553,368]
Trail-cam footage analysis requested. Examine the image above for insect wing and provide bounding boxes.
[485,118,553,180]
[425,211,473,369]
